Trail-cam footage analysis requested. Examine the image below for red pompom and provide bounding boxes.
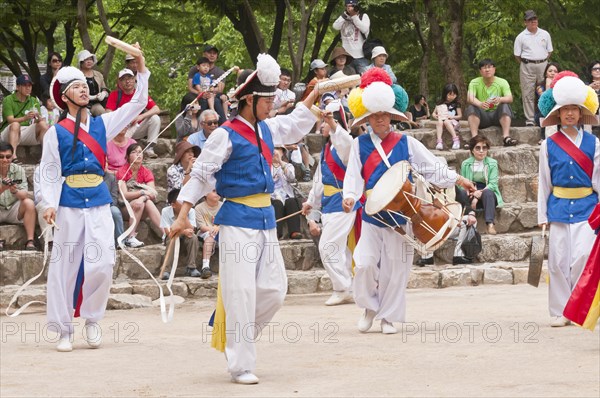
[550,70,579,89]
[360,68,392,89]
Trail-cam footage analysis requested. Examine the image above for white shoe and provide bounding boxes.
[125,236,144,248]
[381,319,398,334]
[435,141,443,150]
[451,139,461,150]
[325,291,354,306]
[550,316,571,327]
[145,147,158,158]
[85,321,102,348]
[56,335,73,352]
[357,309,377,333]
[231,371,259,385]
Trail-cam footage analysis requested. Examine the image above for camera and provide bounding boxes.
[2,179,22,186]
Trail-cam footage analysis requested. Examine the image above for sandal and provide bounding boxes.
[290,232,303,240]
[0,239,5,252]
[24,239,37,251]
[503,136,518,147]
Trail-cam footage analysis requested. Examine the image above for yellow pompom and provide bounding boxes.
[583,86,599,115]
[348,87,366,119]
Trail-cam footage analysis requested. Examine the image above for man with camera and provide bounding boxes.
[0,142,37,251]
[0,75,48,163]
[332,0,370,74]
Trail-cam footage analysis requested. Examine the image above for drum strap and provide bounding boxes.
[371,132,392,169]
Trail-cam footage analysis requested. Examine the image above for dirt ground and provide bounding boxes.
[1,285,599,398]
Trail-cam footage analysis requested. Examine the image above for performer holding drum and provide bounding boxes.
[342,69,475,334]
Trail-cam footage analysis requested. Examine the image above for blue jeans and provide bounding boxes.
[351,58,370,74]
[110,205,124,243]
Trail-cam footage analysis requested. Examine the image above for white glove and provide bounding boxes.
[88,94,97,101]
[96,91,108,101]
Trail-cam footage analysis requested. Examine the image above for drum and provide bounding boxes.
[365,161,462,255]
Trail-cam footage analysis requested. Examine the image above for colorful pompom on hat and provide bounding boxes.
[49,66,87,111]
[540,71,599,127]
[347,68,408,126]
[233,54,281,100]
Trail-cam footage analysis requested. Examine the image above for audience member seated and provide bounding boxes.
[535,62,561,142]
[39,52,63,98]
[432,83,462,150]
[195,189,222,279]
[460,135,504,235]
[0,75,48,163]
[285,141,313,182]
[332,0,370,74]
[366,46,397,84]
[175,104,202,142]
[186,110,219,149]
[407,94,430,127]
[328,47,356,77]
[124,53,139,75]
[184,44,227,124]
[0,142,37,251]
[107,127,137,173]
[301,59,329,102]
[106,69,161,158]
[40,94,60,127]
[116,143,162,248]
[271,68,296,117]
[104,168,125,248]
[271,147,303,239]
[161,188,200,280]
[77,50,109,116]
[167,140,200,193]
[587,60,600,117]
[192,57,220,114]
[466,58,517,146]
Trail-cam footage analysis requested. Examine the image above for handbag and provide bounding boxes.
[461,225,482,259]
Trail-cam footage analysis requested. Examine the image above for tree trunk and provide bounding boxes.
[268,0,286,59]
[77,0,93,53]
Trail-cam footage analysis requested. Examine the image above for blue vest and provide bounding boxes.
[214,121,276,230]
[55,118,111,208]
[547,132,597,223]
[321,144,360,214]
[359,133,410,227]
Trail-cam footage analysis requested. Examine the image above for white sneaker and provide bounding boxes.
[231,371,259,385]
[381,319,398,334]
[325,291,354,306]
[56,335,73,352]
[125,236,144,248]
[85,321,102,348]
[435,141,443,150]
[550,316,571,327]
[451,139,461,150]
[357,309,377,333]
[145,147,158,158]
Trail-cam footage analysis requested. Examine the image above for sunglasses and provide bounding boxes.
[203,120,219,126]
[0,155,13,159]
[474,146,489,151]
[51,59,62,63]
[592,67,600,72]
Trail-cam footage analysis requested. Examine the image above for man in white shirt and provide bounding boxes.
[332,0,370,74]
[271,69,296,117]
[513,9,553,126]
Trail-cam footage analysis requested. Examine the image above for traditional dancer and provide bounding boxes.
[537,72,599,327]
[40,47,149,352]
[170,54,319,384]
[302,109,359,306]
[342,69,475,334]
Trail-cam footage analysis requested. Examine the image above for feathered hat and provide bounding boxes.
[538,71,599,127]
[233,54,281,100]
[347,68,408,126]
[49,66,87,111]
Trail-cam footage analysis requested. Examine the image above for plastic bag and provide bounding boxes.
[461,225,482,259]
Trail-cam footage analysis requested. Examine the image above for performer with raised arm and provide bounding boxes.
[40,45,149,352]
[537,72,599,327]
[169,54,319,385]
[341,69,475,334]
[302,108,360,306]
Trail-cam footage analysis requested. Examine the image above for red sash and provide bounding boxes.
[362,132,403,183]
[324,142,346,182]
[550,132,593,179]
[222,119,273,166]
[58,118,106,170]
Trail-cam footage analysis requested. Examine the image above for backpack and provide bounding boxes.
[362,38,383,61]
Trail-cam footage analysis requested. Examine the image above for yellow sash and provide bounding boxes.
[211,276,226,352]
[64,174,103,188]
[323,185,342,197]
[227,193,271,208]
[553,187,593,199]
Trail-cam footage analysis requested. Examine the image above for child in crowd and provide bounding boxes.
[40,95,60,127]
[194,190,222,279]
[192,57,216,113]
[432,84,462,150]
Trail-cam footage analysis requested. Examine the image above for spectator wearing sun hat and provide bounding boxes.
[365,46,397,84]
[77,50,110,116]
[328,47,356,77]
[167,140,201,193]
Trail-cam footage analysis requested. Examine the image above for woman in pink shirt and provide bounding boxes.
[107,128,136,173]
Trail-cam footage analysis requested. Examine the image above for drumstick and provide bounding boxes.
[159,238,176,279]
[105,36,142,56]
[276,209,304,223]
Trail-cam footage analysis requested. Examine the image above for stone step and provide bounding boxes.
[0,260,548,309]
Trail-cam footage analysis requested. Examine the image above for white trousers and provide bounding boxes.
[131,114,160,144]
[319,211,356,292]
[219,226,287,376]
[353,222,413,322]
[547,221,595,317]
[46,205,116,336]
